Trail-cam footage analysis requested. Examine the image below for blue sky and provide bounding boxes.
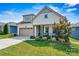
[0,3,79,23]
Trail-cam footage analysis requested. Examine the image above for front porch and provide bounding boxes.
[33,24,54,37]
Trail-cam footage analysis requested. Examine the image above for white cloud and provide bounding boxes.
[66,8,77,12]
[64,3,78,7]
[0,9,36,23]
[0,10,22,23]
[66,3,78,6]
[49,6,61,13]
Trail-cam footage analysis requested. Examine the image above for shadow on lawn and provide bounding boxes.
[50,42,79,55]
[24,40,79,55]
[24,40,50,47]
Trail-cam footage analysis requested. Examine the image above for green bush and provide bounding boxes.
[39,36,42,38]
[43,34,51,39]
[35,37,41,41]
[14,34,17,36]
[51,37,56,42]
[0,32,5,35]
[42,37,48,41]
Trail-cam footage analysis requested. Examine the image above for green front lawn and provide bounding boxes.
[0,40,67,56]
[0,40,79,56]
[0,34,15,39]
[69,37,79,42]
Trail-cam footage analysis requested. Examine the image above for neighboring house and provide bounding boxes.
[17,6,66,37]
[17,14,35,36]
[0,22,17,34]
[8,22,17,34]
[71,23,79,39]
[0,22,5,33]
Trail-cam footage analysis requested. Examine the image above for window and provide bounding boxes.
[23,16,32,22]
[44,14,48,19]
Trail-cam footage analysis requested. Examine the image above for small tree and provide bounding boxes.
[3,24,8,34]
[53,17,71,43]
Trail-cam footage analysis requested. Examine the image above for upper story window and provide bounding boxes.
[44,14,48,19]
[23,16,32,22]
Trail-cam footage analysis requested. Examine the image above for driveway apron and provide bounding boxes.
[0,36,30,50]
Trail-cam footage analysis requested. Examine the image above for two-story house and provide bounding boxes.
[17,6,66,37]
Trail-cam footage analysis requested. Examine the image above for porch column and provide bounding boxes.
[49,25,53,36]
[40,25,43,36]
[8,25,10,34]
[17,27,19,35]
[34,25,37,37]
[1,25,4,33]
[44,25,46,34]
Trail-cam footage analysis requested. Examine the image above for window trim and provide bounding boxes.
[44,14,48,19]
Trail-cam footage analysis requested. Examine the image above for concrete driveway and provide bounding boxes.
[0,36,30,50]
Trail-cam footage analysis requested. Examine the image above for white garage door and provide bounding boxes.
[19,28,33,36]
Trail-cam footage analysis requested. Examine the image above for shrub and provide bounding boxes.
[51,37,56,42]
[42,37,48,41]
[30,36,35,39]
[35,37,41,41]
[39,36,42,38]
[14,34,17,36]
[0,32,5,35]
[43,34,51,39]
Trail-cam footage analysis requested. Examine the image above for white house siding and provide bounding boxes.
[0,23,5,33]
[33,12,61,25]
[18,23,33,29]
[34,26,37,37]
[49,24,53,35]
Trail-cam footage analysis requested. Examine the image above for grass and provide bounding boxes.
[0,37,79,56]
[51,43,79,56]
[0,40,67,56]
[0,40,79,56]
[0,34,15,39]
[69,37,79,42]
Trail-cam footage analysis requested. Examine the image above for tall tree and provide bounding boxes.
[53,17,71,42]
[3,24,8,34]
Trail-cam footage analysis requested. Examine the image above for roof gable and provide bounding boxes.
[39,7,52,13]
[33,6,64,20]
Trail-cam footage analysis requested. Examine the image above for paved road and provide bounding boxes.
[0,36,30,50]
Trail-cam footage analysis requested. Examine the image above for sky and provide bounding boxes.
[0,3,79,23]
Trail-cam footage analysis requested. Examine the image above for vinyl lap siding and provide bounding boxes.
[33,13,60,25]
